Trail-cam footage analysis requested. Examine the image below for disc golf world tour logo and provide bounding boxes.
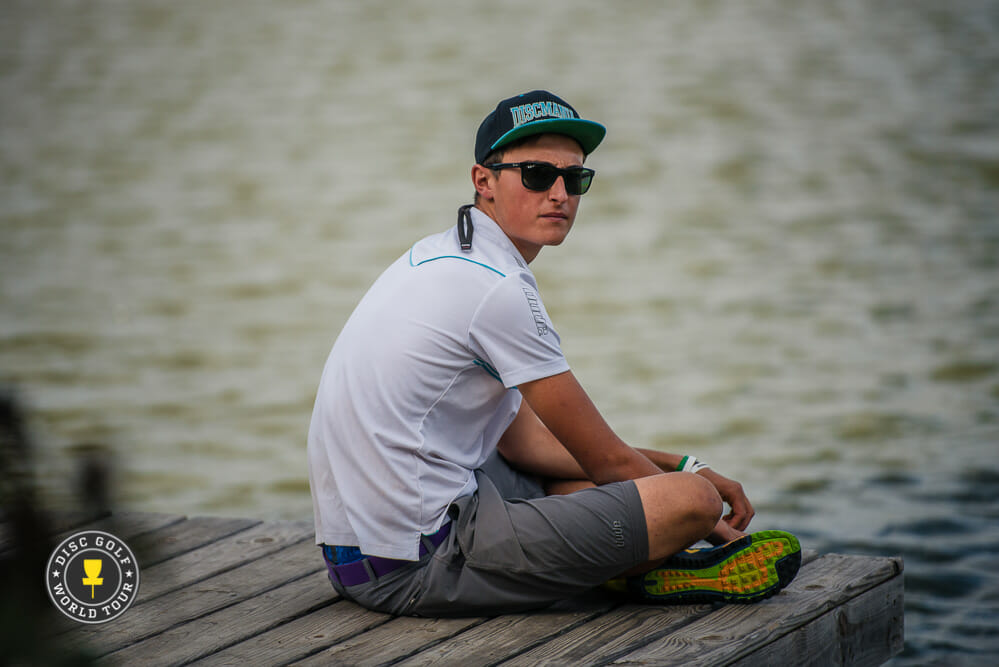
[45,530,140,624]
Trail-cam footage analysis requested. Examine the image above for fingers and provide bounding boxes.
[711,475,754,531]
[707,519,746,545]
[724,503,754,531]
[698,469,756,532]
[723,488,755,531]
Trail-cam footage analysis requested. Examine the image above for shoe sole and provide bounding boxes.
[634,530,802,604]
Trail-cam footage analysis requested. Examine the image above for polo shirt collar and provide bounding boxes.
[469,206,529,269]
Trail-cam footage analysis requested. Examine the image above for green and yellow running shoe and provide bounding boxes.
[629,530,802,605]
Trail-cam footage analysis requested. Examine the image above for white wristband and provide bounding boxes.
[677,455,710,473]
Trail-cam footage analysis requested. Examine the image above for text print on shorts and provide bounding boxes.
[45,530,140,624]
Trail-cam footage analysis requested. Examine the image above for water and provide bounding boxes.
[2,1,997,663]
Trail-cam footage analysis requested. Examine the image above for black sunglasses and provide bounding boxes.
[488,161,595,195]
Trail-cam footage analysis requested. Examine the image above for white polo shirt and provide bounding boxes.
[307,207,570,560]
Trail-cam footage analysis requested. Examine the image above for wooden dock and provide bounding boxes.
[31,511,902,665]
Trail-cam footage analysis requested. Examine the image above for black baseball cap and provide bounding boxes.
[474,90,606,165]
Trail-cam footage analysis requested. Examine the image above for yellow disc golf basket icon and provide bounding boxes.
[82,558,104,599]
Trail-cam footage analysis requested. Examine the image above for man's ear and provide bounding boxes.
[471,164,495,201]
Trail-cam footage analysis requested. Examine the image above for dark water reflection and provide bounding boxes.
[763,429,999,663]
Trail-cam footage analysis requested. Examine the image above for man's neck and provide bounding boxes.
[472,204,540,264]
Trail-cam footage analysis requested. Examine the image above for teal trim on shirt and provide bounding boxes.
[408,248,506,277]
[474,358,503,383]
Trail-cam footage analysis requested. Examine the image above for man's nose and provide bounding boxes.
[548,175,569,200]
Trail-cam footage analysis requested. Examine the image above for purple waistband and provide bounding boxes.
[322,522,451,587]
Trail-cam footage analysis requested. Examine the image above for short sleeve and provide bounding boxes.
[467,273,570,387]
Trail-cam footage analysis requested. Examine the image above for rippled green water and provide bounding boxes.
[2,1,998,662]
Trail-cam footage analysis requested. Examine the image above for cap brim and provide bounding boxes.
[490,118,606,157]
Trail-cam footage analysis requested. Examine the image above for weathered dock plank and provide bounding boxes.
[497,602,712,666]
[102,570,333,666]
[611,553,903,666]
[68,527,318,656]
[293,613,489,666]
[23,512,902,665]
[725,578,903,667]
[386,595,617,667]
[125,517,312,602]
[727,557,904,667]
[47,512,187,553]
[193,599,393,666]
[127,515,261,566]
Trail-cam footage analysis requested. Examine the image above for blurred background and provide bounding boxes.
[1,1,997,663]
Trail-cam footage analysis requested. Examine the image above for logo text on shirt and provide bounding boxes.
[522,288,548,336]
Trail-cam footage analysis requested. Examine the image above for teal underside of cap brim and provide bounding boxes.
[490,118,606,156]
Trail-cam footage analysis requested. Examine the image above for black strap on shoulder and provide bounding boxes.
[457,204,474,251]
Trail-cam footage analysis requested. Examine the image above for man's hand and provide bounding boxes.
[706,518,746,545]
[698,468,754,532]
[636,448,755,535]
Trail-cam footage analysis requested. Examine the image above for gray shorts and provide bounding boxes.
[327,452,648,616]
